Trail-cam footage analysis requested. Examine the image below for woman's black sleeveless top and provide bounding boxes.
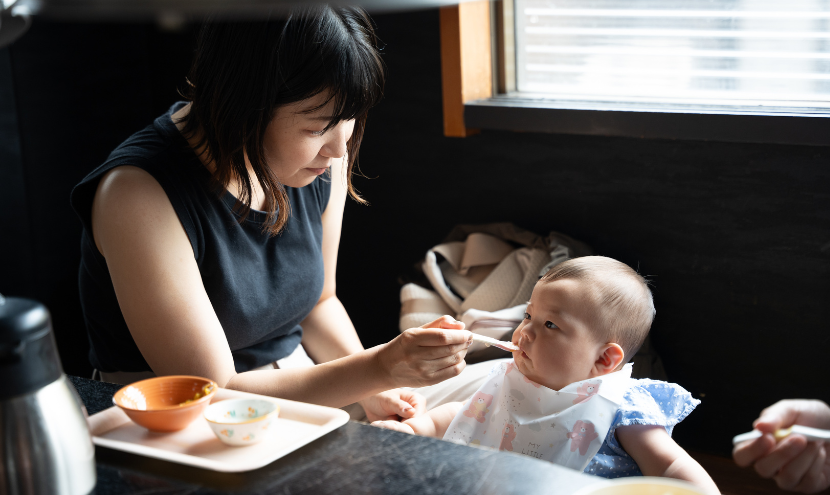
[71,102,330,373]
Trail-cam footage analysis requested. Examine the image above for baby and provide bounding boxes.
[375,256,719,494]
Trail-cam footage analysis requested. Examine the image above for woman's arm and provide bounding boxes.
[616,425,720,494]
[92,165,470,408]
[298,158,438,420]
[92,166,237,383]
[299,156,363,364]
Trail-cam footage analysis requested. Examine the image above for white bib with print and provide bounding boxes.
[443,361,633,471]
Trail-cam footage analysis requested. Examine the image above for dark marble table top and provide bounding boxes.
[70,375,605,495]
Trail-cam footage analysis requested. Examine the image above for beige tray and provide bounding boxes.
[88,387,350,473]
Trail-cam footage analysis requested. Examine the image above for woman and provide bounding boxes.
[70,6,471,421]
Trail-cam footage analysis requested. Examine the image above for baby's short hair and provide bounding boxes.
[540,256,654,362]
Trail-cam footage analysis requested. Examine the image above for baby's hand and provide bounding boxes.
[371,420,416,435]
[360,389,426,423]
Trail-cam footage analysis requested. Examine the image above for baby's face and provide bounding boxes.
[511,279,605,391]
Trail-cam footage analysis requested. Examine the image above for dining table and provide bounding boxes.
[71,375,608,494]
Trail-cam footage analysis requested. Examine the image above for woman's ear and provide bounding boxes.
[593,343,625,376]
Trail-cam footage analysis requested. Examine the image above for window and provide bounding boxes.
[516,0,830,112]
[441,0,830,144]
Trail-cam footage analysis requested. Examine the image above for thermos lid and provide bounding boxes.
[0,294,51,344]
[0,295,63,399]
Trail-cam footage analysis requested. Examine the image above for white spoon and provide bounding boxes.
[733,425,830,445]
[471,334,519,352]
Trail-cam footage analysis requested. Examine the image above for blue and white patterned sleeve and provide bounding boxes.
[584,379,701,479]
[613,379,701,436]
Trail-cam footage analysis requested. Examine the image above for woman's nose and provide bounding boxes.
[320,126,349,159]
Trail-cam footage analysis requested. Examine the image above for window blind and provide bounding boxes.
[515,0,830,112]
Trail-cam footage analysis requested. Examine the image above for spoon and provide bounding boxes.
[471,334,520,352]
[733,425,830,445]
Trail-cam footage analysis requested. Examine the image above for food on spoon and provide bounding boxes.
[774,427,793,441]
[732,424,830,445]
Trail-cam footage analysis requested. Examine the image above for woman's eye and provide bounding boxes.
[545,321,558,329]
[309,129,326,136]
[523,312,531,320]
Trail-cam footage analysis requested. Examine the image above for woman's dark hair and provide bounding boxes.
[180,6,385,235]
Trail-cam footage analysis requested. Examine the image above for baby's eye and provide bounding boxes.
[544,321,558,329]
[523,312,531,320]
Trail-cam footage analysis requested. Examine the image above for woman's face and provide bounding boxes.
[263,92,355,188]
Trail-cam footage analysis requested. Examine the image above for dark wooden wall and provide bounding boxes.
[1,21,199,384]
[1,9,828,457]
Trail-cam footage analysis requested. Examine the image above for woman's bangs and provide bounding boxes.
[311,44,383,132]
[315,7,385,131]
[282,6,385,130]
[329,62,384,129]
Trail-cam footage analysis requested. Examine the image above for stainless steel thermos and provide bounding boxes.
[0,294,96,495]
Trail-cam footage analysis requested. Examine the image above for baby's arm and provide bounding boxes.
[616,424,720,494]
[373,402,463,438]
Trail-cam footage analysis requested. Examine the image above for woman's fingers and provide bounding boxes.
[399,329,470,361]
[427,350,467,371]
[737,401,830,492]
[411,349,468,386]
[775,440,823,490]
[754,434,809,479]
[755,400,802,433]
[734,434,776,467]
[419,315,466,330]
[426,359,466,384]
[379,327,472,388]
[755,400,830,433]
[404,327,472,347]
[793,443,829,493]
[419,340,470,360]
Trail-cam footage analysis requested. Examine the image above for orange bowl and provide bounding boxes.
[113,375,218,432]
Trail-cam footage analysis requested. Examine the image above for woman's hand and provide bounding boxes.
[376,316,472,389]
[360,389,427,422]
[733,399,830,493]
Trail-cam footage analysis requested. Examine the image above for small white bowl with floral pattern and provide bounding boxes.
[204,398,280,446]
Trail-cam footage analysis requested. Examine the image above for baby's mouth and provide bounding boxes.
[516,339,529,360]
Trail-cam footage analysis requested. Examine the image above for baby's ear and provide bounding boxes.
[593,343,625,376]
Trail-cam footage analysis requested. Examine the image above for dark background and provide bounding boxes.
[1,8,828,458]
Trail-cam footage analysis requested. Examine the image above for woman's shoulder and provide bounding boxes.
[613,379,701,431]
[90,165,187,253]
[96,166,168,209]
